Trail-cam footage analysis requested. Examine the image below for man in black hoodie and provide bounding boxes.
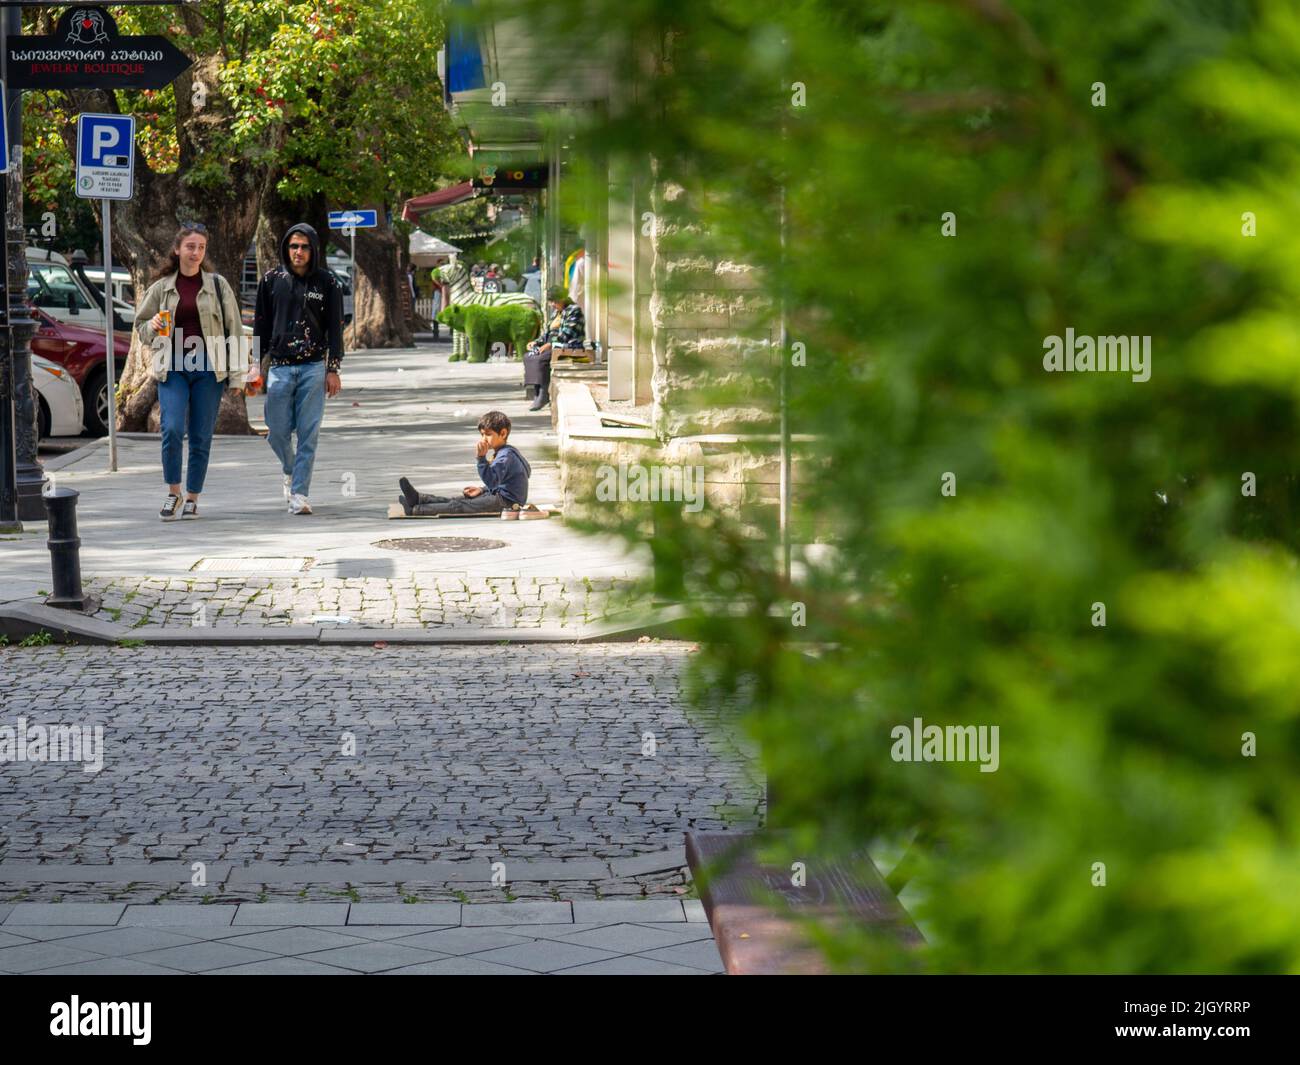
[255,223,345,515]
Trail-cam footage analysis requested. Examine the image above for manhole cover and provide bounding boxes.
[373,537,508,553]
[192,557,313,573]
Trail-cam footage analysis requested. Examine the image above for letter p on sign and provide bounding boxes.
[92,125,119,159]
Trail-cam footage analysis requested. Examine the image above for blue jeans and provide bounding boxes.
[264,360,327,497]
[158,368,223,494]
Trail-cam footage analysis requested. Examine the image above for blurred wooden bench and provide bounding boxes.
[685,831,923,974]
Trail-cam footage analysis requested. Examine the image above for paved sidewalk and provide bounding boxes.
[1,343,649,630]
[0,900,724,975]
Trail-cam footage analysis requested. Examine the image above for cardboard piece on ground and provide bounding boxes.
[386,503,494,519]
[385,503,559,520]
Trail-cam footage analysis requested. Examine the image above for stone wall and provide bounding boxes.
[648,177,776,439]
[555,167,808,526]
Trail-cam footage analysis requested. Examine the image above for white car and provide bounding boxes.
[32,354,85,441]
[325,257,356,324]
[81,266,137,320]
[80,265,135,307]
[26,248,115,332]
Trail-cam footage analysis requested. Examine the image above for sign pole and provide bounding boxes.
[76,111,134,471]
[327,211,376,288]
[349,225,356,287]
[102,197,117,473]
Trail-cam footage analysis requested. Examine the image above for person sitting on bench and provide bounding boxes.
[397,410,531,516]
[523,287,586,411]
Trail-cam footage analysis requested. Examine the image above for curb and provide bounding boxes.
[0,898,711,927]
[41,435,107,472]
[0,848,690,885]
[0,600,692,646]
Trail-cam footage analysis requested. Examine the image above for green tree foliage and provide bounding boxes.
[516,0,1300,972]
[416,196,496,253]
[24,1,456,239]
[221,0,455,208]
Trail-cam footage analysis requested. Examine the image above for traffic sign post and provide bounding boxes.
[77,113,135,474]
[328,209,378,288]
[328,209,378,230]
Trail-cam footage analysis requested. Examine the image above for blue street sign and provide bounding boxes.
[76,113,136,200]
[328,209,378,230]
[0,85,8,175]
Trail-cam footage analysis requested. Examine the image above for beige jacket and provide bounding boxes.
[133,269,249,384]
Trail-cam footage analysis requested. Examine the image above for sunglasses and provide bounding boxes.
[180,222,207,234]
[288,243,311,250]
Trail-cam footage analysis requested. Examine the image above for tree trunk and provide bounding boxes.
[346,209,411,349]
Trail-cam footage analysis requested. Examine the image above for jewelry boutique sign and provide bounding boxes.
[5,7,191,90]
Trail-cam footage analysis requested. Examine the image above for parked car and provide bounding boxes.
[32,354,85,442]
[325,257,356,325]
[80,265,139,322]
[332,269,355,326]
[80,265,136,307]
[28,304,131,437]
[26,248,117,332]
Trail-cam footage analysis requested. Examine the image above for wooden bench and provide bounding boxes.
[685,831,923,974]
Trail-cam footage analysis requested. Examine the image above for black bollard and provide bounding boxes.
[44,486,93,612]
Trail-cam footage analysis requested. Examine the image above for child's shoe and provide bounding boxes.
[398,477,420,510]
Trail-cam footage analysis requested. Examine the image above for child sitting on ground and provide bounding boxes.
[397,410,531,516]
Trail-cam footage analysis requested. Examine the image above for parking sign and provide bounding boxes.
[76,113,136,200]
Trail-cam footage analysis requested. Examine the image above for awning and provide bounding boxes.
[401,181,477,222]
[409,230,461,266]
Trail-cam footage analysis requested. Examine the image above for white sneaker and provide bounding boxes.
[288,493,313,515]
[282,474,292,501]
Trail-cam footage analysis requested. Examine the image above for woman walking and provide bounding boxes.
[134,222,247,520]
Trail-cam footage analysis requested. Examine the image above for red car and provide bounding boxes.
[28,304,132,436]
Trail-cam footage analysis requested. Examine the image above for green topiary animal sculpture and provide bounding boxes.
[436,302,541,363]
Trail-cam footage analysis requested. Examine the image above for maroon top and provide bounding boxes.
[174,271,204,363]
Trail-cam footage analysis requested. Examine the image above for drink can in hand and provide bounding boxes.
[158,309,172,337]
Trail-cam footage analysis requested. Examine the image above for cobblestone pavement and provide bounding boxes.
[0,643,764,903]
[83,574,643,629]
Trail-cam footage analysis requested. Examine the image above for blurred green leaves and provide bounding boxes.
[510,0,1300,971]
